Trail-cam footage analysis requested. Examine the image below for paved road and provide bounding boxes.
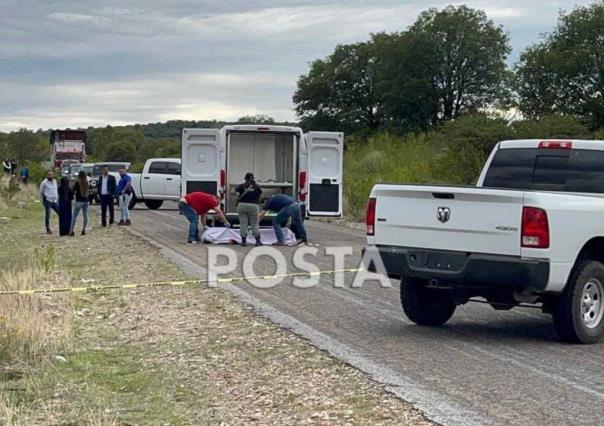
[128,204,604,426]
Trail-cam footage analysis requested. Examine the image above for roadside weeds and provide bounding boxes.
[0,198,431,425]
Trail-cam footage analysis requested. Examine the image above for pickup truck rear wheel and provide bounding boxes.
[400,277,456,326]
[128,195,137,210]
[553,260,604,344]
[144,200,163,210]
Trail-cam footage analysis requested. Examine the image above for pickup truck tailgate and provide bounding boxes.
[372,185,524,256]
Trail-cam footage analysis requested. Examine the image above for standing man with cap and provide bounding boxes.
[39,170,59,234]
[259,194,308,246]
[178,192,229,244]
[98,165,117,227]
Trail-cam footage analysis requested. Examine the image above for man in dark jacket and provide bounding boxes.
[98,165,117,227]
[259,194,307,246]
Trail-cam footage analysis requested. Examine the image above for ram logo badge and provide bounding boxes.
[437,207,451,223]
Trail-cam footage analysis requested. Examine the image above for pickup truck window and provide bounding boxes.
[484,148,604,193]
[148,162,167,174]
[166,162,181,175]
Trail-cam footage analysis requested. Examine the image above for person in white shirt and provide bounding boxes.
[39,170,59,234]
[3,159,11,175]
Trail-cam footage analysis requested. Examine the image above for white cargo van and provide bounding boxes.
[181,125,343,221]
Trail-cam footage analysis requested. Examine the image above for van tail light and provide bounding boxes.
[219,169,226,199]
[365,197,376,236]
[521,207,549,248]
[298,171,307,202]
[539,140,572,149]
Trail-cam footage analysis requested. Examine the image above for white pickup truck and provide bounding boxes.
[129,158,181,209]
[365,139,604,344]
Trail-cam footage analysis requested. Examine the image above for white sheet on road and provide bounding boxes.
[201,227,297,245]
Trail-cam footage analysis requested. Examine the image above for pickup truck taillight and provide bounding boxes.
[521,207,549,248]
[365,197,376,236]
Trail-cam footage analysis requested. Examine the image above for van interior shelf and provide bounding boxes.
[257,182,293,187]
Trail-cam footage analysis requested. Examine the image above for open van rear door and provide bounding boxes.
[306,131,344,216]
[181,128,222,197]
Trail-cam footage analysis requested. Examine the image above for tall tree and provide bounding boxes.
[516,2,604,129]
[372,31,440,132]
[406,5,511,121]
[293,42,382,133]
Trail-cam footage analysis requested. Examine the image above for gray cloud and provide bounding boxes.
[0,0,588,131]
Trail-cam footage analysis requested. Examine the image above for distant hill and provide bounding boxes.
[13,116,299,140]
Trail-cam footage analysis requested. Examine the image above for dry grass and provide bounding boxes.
[0,395,22,425]
[0,176,38,211]
[0,197,429,425]
[0,266,72,365]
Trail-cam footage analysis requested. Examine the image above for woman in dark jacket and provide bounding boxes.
[58,176,73,236]
[70,171,90,236]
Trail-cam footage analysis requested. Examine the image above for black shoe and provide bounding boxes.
[125,220,131,226]
[255,236,262,246]
[241,237,247,247]
[118,220,125,226]
[187,240,199,244]
[81,229,86,236]
[102,223,107,228]
[46,228,52,235]
[69,232,75,237]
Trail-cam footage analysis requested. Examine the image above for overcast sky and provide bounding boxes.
[0,0,592,132]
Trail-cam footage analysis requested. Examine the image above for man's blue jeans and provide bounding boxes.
[274,202,307,244]
[44,199,59,230]
[179,202,200,242]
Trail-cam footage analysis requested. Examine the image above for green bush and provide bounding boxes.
[28,162,48,185]
[511,115,590,139]
[344,133,440,220]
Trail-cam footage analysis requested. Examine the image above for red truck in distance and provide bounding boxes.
[49,130,87,168]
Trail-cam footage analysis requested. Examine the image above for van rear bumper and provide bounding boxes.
[363,245,549,291]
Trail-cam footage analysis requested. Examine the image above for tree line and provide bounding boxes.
[293,2,604,135]
[0,115,290,175]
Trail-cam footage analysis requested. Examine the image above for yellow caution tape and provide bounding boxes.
[0,268,364,296]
